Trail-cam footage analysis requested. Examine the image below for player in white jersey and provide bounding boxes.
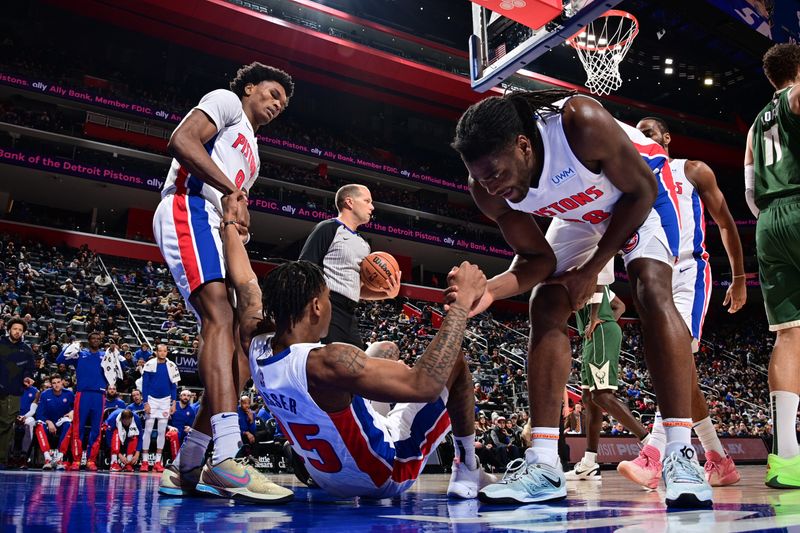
[154,63,295,503]
[617,117,746,489]
[219,191,496,499]
[450,90,711,508]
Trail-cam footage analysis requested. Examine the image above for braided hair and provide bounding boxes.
[452,89,576,162]
[262,260,326,333]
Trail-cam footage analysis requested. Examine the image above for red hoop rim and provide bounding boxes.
[566,10,639,52]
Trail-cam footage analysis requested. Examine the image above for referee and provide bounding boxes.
[299,184,400,348]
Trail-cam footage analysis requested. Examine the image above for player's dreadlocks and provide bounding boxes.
[262,260,327,333]
[451,89,576,162]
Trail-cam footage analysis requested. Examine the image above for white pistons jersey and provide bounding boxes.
[248,333,451,498]
[161,89,260,215]
[507,97,681,260]
[669,159,707,261]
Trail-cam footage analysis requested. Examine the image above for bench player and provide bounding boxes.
[153,62,294,501]
[617,117,746,489]
[220,191,495,500]
[449,90,711,508]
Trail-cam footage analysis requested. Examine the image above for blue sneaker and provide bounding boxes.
[663,448,713,508]
[478,459,567,504]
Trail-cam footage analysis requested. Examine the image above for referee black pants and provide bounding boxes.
[322,291,364,349]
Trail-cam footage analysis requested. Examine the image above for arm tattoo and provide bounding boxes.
[335,346,367,376]
[416,306,469,386]
[370,344,400,360]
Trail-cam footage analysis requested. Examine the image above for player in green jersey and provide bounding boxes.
[566,269,648,481]
[745,43,800,489]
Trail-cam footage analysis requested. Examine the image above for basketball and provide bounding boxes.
[360,251,400,291]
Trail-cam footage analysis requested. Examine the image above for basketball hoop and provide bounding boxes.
[567,10,638,96]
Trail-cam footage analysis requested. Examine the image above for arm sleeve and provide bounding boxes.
[744,164,759,218]
[194,89,244,131]
[299,220,338,267]
[24,401,38,418]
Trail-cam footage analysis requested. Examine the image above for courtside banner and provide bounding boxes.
[0,70,468,193]
[0,146,512,258]
[566,435,768,464]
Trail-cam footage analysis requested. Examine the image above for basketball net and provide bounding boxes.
[567,10,638,96]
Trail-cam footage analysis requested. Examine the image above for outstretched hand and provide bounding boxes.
[220,191,251,244]
[443,263,489,316]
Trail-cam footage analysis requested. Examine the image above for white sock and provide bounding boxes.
[693,416,725,456]
[583,451,597,466]
[663,418,693,459]
[155,453,162,463]
[172,429,211,470]
[527,427,560,468]
[55,452,62,463]
[771,391,800,459]
[43,451,52,462]
[647,411,666,459]
[211,413,242,464]
[111,454,118,464]
[453,434,477,469]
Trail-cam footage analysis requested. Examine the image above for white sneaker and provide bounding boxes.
[447,458,497,499]
[566,458,601,481]
[663,448,713,508]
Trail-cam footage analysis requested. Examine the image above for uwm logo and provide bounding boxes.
[550,167,575,187]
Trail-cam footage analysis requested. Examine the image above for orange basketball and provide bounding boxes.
[360,251,400,291]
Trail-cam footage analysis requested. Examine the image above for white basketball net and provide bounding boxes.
[568,11,638,96]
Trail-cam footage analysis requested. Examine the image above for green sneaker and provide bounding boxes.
[766,453,800,489]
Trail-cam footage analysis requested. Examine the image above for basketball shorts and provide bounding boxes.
[580,321,622,391]
[322,291,365,349]
[145,396,172,420]
[546,208,674,281]
[756,196,800,331]
[153,193,225,320]
[672,254,711,347]
[324,390,451,498]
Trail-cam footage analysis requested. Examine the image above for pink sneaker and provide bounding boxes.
[704,450,740,486]
[617,444,662,490]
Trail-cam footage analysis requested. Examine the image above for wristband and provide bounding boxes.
[733,274,747,279]
[222,220,239,228]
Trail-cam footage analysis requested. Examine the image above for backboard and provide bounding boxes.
[469,0,624,92]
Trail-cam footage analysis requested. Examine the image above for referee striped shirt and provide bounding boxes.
[299,218,370,303]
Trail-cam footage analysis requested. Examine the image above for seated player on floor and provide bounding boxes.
[218,191,496,499]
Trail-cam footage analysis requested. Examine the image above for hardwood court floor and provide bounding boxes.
[2,465,799,532]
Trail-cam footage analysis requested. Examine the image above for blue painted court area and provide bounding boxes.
[2,470,800,532]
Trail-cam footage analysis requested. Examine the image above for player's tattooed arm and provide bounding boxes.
[310,263,484,403]
[333,346,367,375]
[415,305,469,387]
[221,191,270,353]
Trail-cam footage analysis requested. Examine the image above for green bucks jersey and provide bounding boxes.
[575,286,616,333]
[751,87,800,208]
